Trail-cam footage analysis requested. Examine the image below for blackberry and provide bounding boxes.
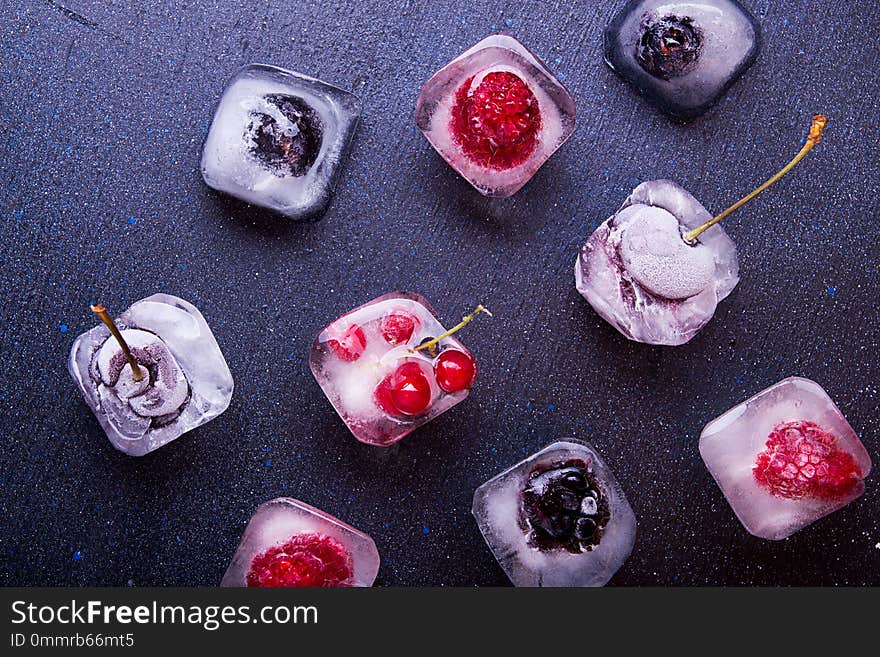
[636,15,703,80]
[247,94,323,177]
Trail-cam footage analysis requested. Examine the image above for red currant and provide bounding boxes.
[373,361,433,417]
[327,324,366,362]
[246,533,353,587]
[434,349,477,393]
[380,311,419,346]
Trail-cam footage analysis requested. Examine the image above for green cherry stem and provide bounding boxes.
[683,114,828,244]
[411,305,492,354]
[90,304,144,382]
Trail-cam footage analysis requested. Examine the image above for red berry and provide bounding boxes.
[380,311,419,346]
[327,324,366,362]
[373,361,433,417]
[434,349,477,393]
[753,420,862,500]
[246,533,353,588]
[449,71,541,170]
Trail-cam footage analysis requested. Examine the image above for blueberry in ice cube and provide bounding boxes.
[605,0,761,119]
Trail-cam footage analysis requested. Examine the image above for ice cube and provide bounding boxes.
[68,294,234,456]
[201,64,361,220]
[605,0,761,119]
[309,292,476,446]
[472,441,636,587]
[575,179,739,345]
[699,377,872,540]
[415,34,576,197]
[221,498,379,587]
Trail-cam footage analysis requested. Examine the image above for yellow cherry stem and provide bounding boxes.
[90,304,144,381]
[683,114,828,244]
[411,305,492,354]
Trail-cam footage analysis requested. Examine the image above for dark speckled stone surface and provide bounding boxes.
[1,0,878,586]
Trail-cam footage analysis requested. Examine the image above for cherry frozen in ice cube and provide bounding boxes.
[699,377,871,540]
[201,64,361,220]
[605,0,762,119]
[416,34,576,197]
[68,295,233,456]
[472,441,636,587]
[309,293,487,446]
[221,498,379,587]
[575,115,827,345]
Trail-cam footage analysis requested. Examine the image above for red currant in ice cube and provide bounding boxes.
[753,420,861,500]
[246,533,353,587]
[450,71,541,170]
[380,311,419,346]
[327,324,367,362]
[434,349,476,393]
[373,361,433,417]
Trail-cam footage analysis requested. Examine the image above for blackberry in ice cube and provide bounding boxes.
[473,441,636,587]
[68,294,233,456]
[416,35,576,197]
[699,377,871,540]
[221,498,379,587]
[201,64,361,220]
[605,0,761,119]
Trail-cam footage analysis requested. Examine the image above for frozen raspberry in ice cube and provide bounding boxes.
[605,0,761,119]
[416,34,576,197]
[309,293,480,446]
[473,441,636,587]
[221,498,379,587]
[575,179,739,346]
[201,64,361,220]
[68,294,233,456]
[699,377,872,540]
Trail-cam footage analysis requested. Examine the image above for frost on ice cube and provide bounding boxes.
[68,294,233,456]
[472,441,636,587]
[201,64,361,220]
[605,0,761,119]
[310,292,477,446]
[575,179,738,346]
[699,377,872,540]
[221,498,379,587]
[415,34,576,197]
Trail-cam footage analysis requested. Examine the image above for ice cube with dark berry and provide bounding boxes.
[68,294,233,456]
[575,179,739,345]
[699,377,872,540]
[605,0,761,119]
[201,64,361,220]
[415,34,576,197]
[472,441,636,587]
[221,498,379,587]
[309,292,479,446]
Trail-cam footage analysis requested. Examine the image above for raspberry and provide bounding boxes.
[246,533,353,587]
[450,71,541,170]
[753,421,861,500]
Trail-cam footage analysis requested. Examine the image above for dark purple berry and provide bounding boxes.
[521,459,611,553]
[636,15,703,80]
[247,94,323,177]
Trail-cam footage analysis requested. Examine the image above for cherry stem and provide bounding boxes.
[683,114,828,244]
[411,305,492,354]
[90,304,144,382]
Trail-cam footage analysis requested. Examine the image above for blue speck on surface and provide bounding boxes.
[548,404,555,411]
[504,18,513,27]
[264,460,272,467]
[72,550,83,561]
[59,324,67,333]
[128,216,136,224]
[827,286,837,296]
[422,527,430,535]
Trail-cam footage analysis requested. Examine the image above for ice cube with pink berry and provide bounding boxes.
[699,377,872,540]
[309,292,486,446]
[415,34,576,197]
[221,498,380,587]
